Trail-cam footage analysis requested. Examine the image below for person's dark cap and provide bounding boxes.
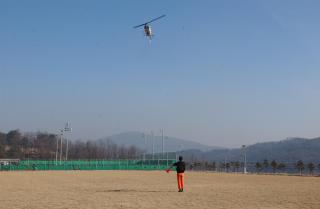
[179,156,183,161]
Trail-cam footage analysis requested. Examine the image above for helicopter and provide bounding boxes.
[133,15,166,40]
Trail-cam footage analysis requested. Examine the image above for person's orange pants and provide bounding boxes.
[177,173,184,190]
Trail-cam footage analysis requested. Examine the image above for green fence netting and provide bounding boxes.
[0,159,176,171]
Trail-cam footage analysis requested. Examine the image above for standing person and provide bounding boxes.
[166,156,186,192]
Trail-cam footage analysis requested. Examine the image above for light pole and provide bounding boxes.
[64,122,72,161]
[56,130,63,165]
[151,131,154,160]
[160,129,164,159]
[59,129,63,164]
[242,145,247,174]
[144,133,147,161]
[142,133,146,161]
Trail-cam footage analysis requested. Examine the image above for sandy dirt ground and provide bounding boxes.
[0,170,319,209]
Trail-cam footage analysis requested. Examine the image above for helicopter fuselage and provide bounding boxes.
[144,25,152,38]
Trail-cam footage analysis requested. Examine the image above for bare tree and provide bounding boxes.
[296,160,304,176]
[212,162,216,171]
[277,163,286,173]
[255,162,262,173]
[270,160,278,173]
[263,159,269,172]
[307,162,315,175]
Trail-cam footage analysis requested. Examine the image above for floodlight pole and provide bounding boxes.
[142,133,146,161]
[151,131,154,160]
[59,129,63,164]
[161,128,164,158]
[66,138,69,161]
[56,130,63,165]
[144,133,147,161]
[64,122,72,161]
[242,145,247,174]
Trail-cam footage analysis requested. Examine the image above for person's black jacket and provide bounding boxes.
[173,161,185,173]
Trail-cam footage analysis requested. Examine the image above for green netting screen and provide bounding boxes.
[0,159,177,171]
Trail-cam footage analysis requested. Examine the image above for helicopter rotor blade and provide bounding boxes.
[133,23,146,29]
[146,14,166,24]
[133,15,166,29]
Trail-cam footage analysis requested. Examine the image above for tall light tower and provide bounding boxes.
[242,145,247,174]
[151,131,154,160]
[144,133,147,160]
[160,129,164,158]
[56,129,63,165]
[64,122,72,161]
[59,129,64,164]
[142,133,146,161]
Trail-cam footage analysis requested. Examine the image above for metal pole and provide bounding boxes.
[60,130,63,164]
[143,133,146,161]
[66,138,69,161]
[242,145,247,174]
[145,134,147,155]
[151,131,154,160]
[166,152,168,167]
[64,122,72,162]
[55,134,59,165]
[161,129,164,158]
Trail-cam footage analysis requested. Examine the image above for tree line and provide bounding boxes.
[0,130,142,160]
[254,159,319,175]
[187,159,320,175]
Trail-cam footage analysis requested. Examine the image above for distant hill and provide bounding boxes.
[246,137,320,162]
[99,133,320,163]
[99,131,219,153]
[178,137,320,163]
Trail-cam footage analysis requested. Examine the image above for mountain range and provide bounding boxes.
[178,137,320,163]
[99,132,320,163]
[99,131,218,153]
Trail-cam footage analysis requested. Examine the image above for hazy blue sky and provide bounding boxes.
[1,0,320,147]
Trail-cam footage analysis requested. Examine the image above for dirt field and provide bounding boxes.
[0,171,319,209]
